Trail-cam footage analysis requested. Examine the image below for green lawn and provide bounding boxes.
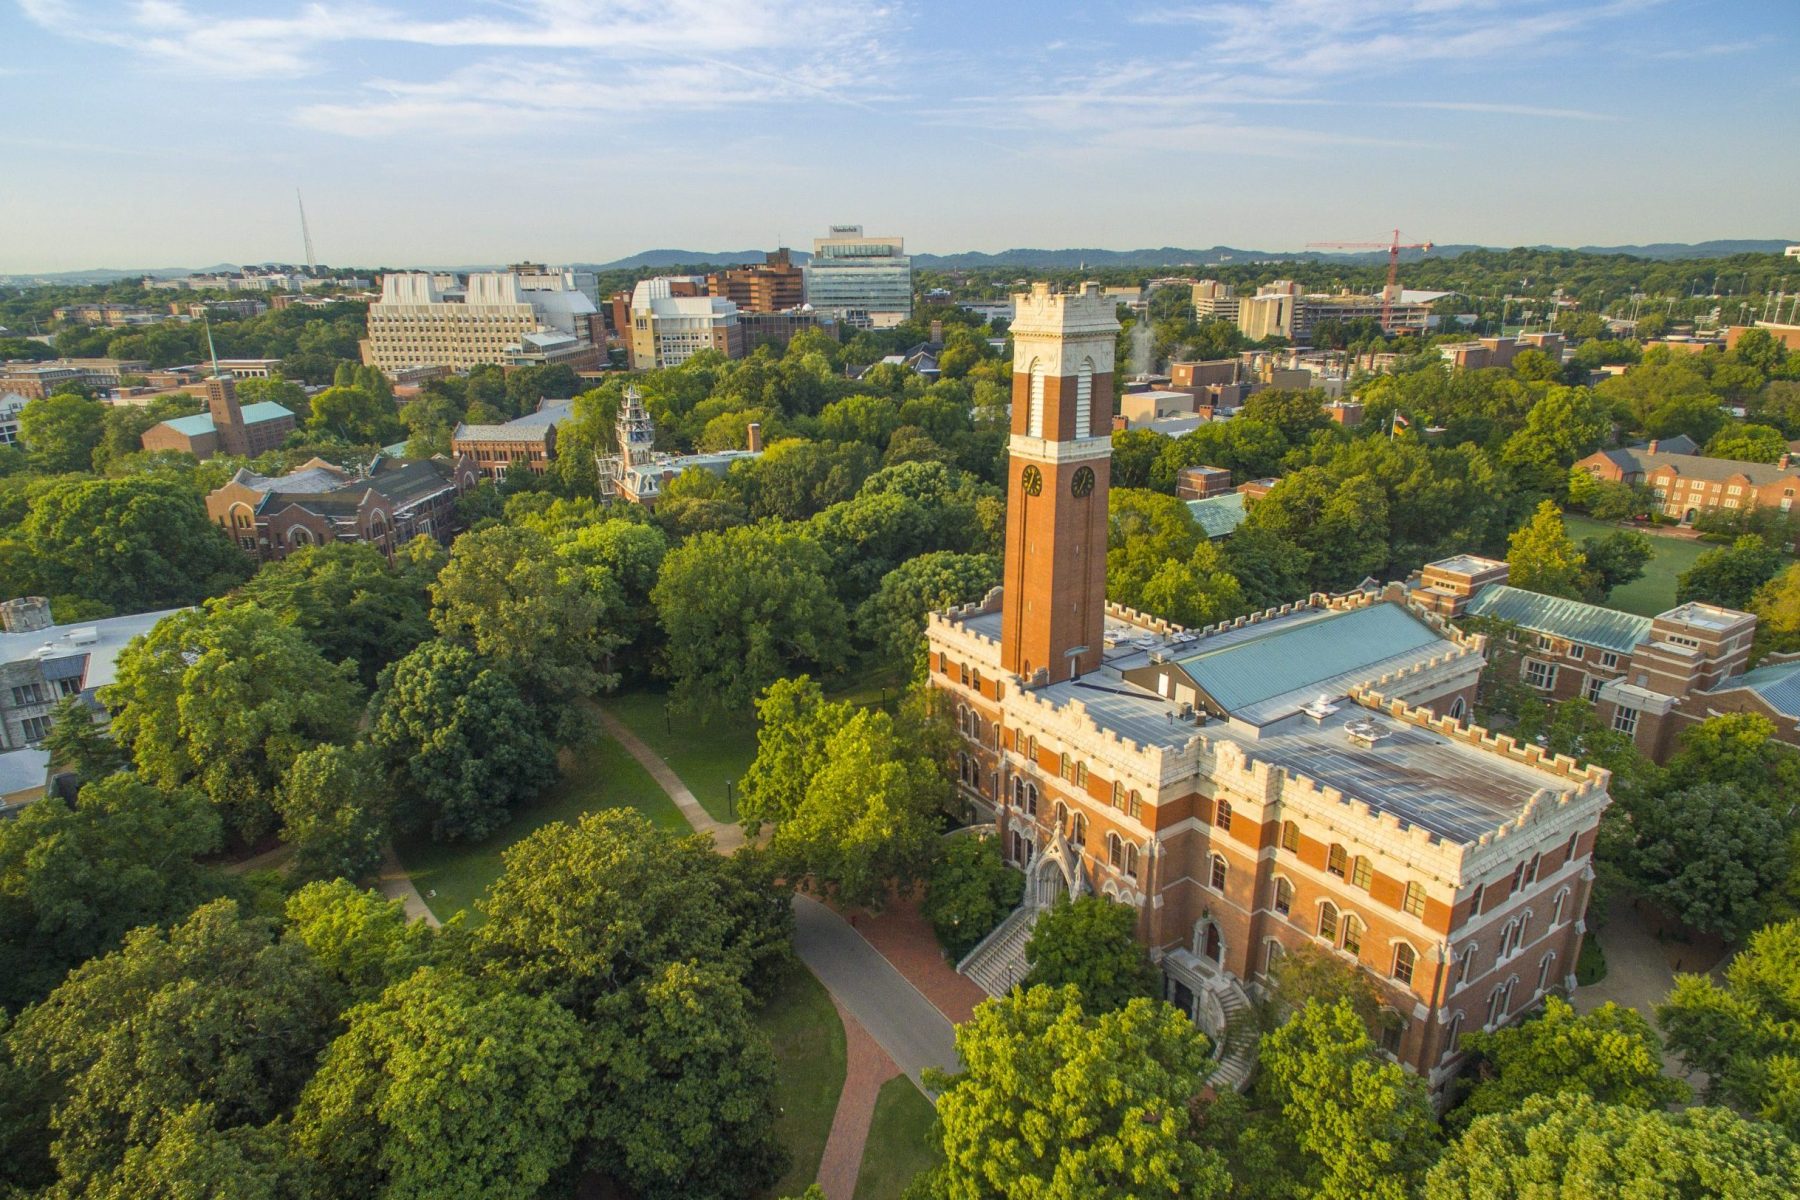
[853,1077,942,1200]
[396,720,686,925]
[604,670,909,824]
[1563,515,1712,617]
[758,963,847,1199]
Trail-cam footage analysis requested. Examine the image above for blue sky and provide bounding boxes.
[2,0,1796,272]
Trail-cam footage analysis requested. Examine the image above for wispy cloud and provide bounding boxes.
[19,0,901,131]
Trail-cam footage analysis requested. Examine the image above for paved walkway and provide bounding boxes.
[594,709,745,852]
[833,886,988,1025]
[377,844,441,928]
[815,997,901,1200]
[1572,893,1710,1085]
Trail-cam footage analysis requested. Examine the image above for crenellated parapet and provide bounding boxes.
[1347,684,1612,792]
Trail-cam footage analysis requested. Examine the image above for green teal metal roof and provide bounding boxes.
[158,401,294,438]
[1186,492,1247,539]
[1718,660,1800,718]
[1171,603,1443,713]
[1463,584,1652,654]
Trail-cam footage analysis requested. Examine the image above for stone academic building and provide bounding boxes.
[928,282,1611,1100]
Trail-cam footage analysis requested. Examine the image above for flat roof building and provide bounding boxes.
[804,225,913,328]
[624,279,745,370]
[363,267,599,375]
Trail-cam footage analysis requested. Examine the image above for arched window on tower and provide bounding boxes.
[1274,876,1294,915]
[1318,901,1339,941]
[1209,854,1227,891]
[1028,358,1046,437]
[1392,942,1416,985]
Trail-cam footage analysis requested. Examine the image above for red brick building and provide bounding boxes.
[928,283,1608,1102]
[206,454,478,562]
[140,376,296,460]
[1573,443,1800,523]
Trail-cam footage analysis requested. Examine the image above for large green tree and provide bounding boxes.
[1022,895,1161,1013]
[856,550,1000,669]
[18,391,107,473]
[237,541,435,687]
[102,602,362,844]
[368,639,556,842]
[1659,918,1800,1138]
[291,966,591,1200]
[275,743,388,883]
[924,985,1231,1199]
[1425,1094,1800,1199]
[1451,996,1688,1129]
[0,774,223,1009]
[653,523,849,717]
[923,834,1025,959]
[1623,781,1788,939]
[1507,499,1588,599]
[1677,535,1789,609]
[0,476,251,608]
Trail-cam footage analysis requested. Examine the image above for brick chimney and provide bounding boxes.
[1647,439,1659,454]
[746,422,763,453]
[1781,452,1792,471]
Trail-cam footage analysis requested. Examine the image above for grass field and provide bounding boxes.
[604,669,909,823]
[759,963,848,1198]
[396,716,686,925]
[1563,514,1711,617]
[853,1077,942,1200]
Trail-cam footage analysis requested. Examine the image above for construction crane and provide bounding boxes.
[1305,229,1434,330]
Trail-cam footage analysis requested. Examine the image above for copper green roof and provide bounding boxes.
[1185,492,1248,539]
[159,401,294,437]
[1712,659,1800,718]
[1463,584,1652,654]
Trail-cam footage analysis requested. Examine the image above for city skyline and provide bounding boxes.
[3,0,1797,273]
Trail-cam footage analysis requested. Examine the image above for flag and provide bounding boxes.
[1392,411,1411,431]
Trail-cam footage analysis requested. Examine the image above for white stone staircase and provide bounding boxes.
[1207,974,1258,1090]
[957,902,1043,997]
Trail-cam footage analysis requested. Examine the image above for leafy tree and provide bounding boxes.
[1750,563,1800,658]
[368,639,556,842]
[553,517,669,666]
[291,965,591,1200]
[6,899,337,1196]
[1261,942,1389,1037]
[1579,530,1652,601]
[237,541,434,687]
[857,550,1000,669]
[1425,1094,1800,1199]
[1240,388,1330,442]
[18,390,107,472]
[588,961,787,1200]
[1622,782,1787,939]
[275,743,387,882]
[653,523,849,717]
[924,985,1231,1200]
[739,676,853,832]
[282,879,438,1006]
[1659,918,1800,1137]
[40,694,128,784]
[1677,535,1788,609]
[0,774,223,1009]
[1022,895,1161,1013]
[1244,467,1391,589]
[474,809,774,1017]
[1507,499,1588,599]
[1707,422,1791,464]
[1248,999,1438,1200]
[1664,711,1800,801]
[1111,427,1169,489]
[431,523,622,705]
[1498,385,1610,493]
[1567,468,1653,521]
[304,384,399,443]
[102,602,362,844]
[1451,996,1688,1129]
[1222,524,1314,610]
[771,705,948,909]
[0,476,251,608]
[923,833,1024,959]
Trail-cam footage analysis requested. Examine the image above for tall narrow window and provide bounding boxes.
[1075,357,1094,437]
[1112,780,1124,809]
[1318,902,1339,941]
[1537,952,1557,993]
[1215,799,1233,831]
[1352,856,1373,890]
[1402,881,1426,919]
[1457,945,1477,988]
[1327,844,1348,878]
[1108,833,1124,869]
[1341,915,1362,957]
[1281,821,1300,853]
[1072,814,1088,846]
[1210,854,1228,891]
[1124,844,1139,879]
[1274,877,1293,915]
[1028,359,1046,437]
[1392,942,1416,985]
[1445,1013,1465,1058]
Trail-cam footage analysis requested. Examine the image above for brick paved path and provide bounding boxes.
[834,886,988,1025]
[815,997,902,1200]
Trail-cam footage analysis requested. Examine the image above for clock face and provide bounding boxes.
[1021,464,1044,496]
[1071,466,1096,498]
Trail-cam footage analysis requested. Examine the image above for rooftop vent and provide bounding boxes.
[1344,718,1388,748]
[1301,693,1341,723]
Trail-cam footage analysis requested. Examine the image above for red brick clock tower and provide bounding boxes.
[1001,282,1120,682]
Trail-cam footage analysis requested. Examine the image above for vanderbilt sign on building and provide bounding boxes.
[927,281,1610,1101]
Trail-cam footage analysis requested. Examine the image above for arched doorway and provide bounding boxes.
[1195,918,1223,965]
[1033,855,1068,907]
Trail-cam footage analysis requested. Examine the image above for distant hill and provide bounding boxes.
[584,249,810,271]
[1565,240,1794,260]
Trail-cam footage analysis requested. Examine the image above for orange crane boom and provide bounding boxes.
[1304,229,1434,330]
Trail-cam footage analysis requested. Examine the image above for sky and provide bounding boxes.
[2,0,1797,273]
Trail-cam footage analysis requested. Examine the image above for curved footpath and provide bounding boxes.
[594,709,959,1199]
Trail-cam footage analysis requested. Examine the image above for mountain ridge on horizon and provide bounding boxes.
[4,239,1793,286]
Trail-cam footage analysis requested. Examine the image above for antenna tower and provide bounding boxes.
[296,188,317,276]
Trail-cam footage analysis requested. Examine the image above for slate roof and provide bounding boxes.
[453,400,568,443]
[1167,603,1444,718]
[1463,584,1654,654]
[1710,659,1800,718]
[1630,434,1700,455]
[1595,447,1800,487]
[1186,492,1248,539]
[159,401,295,437]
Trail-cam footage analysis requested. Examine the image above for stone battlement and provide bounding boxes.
[1349,685,1612,794]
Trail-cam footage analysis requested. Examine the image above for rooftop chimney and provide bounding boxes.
[1647,439,1659,454]
[746,422,763,454]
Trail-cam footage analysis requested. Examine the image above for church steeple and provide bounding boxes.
[1000,282,1119,682]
